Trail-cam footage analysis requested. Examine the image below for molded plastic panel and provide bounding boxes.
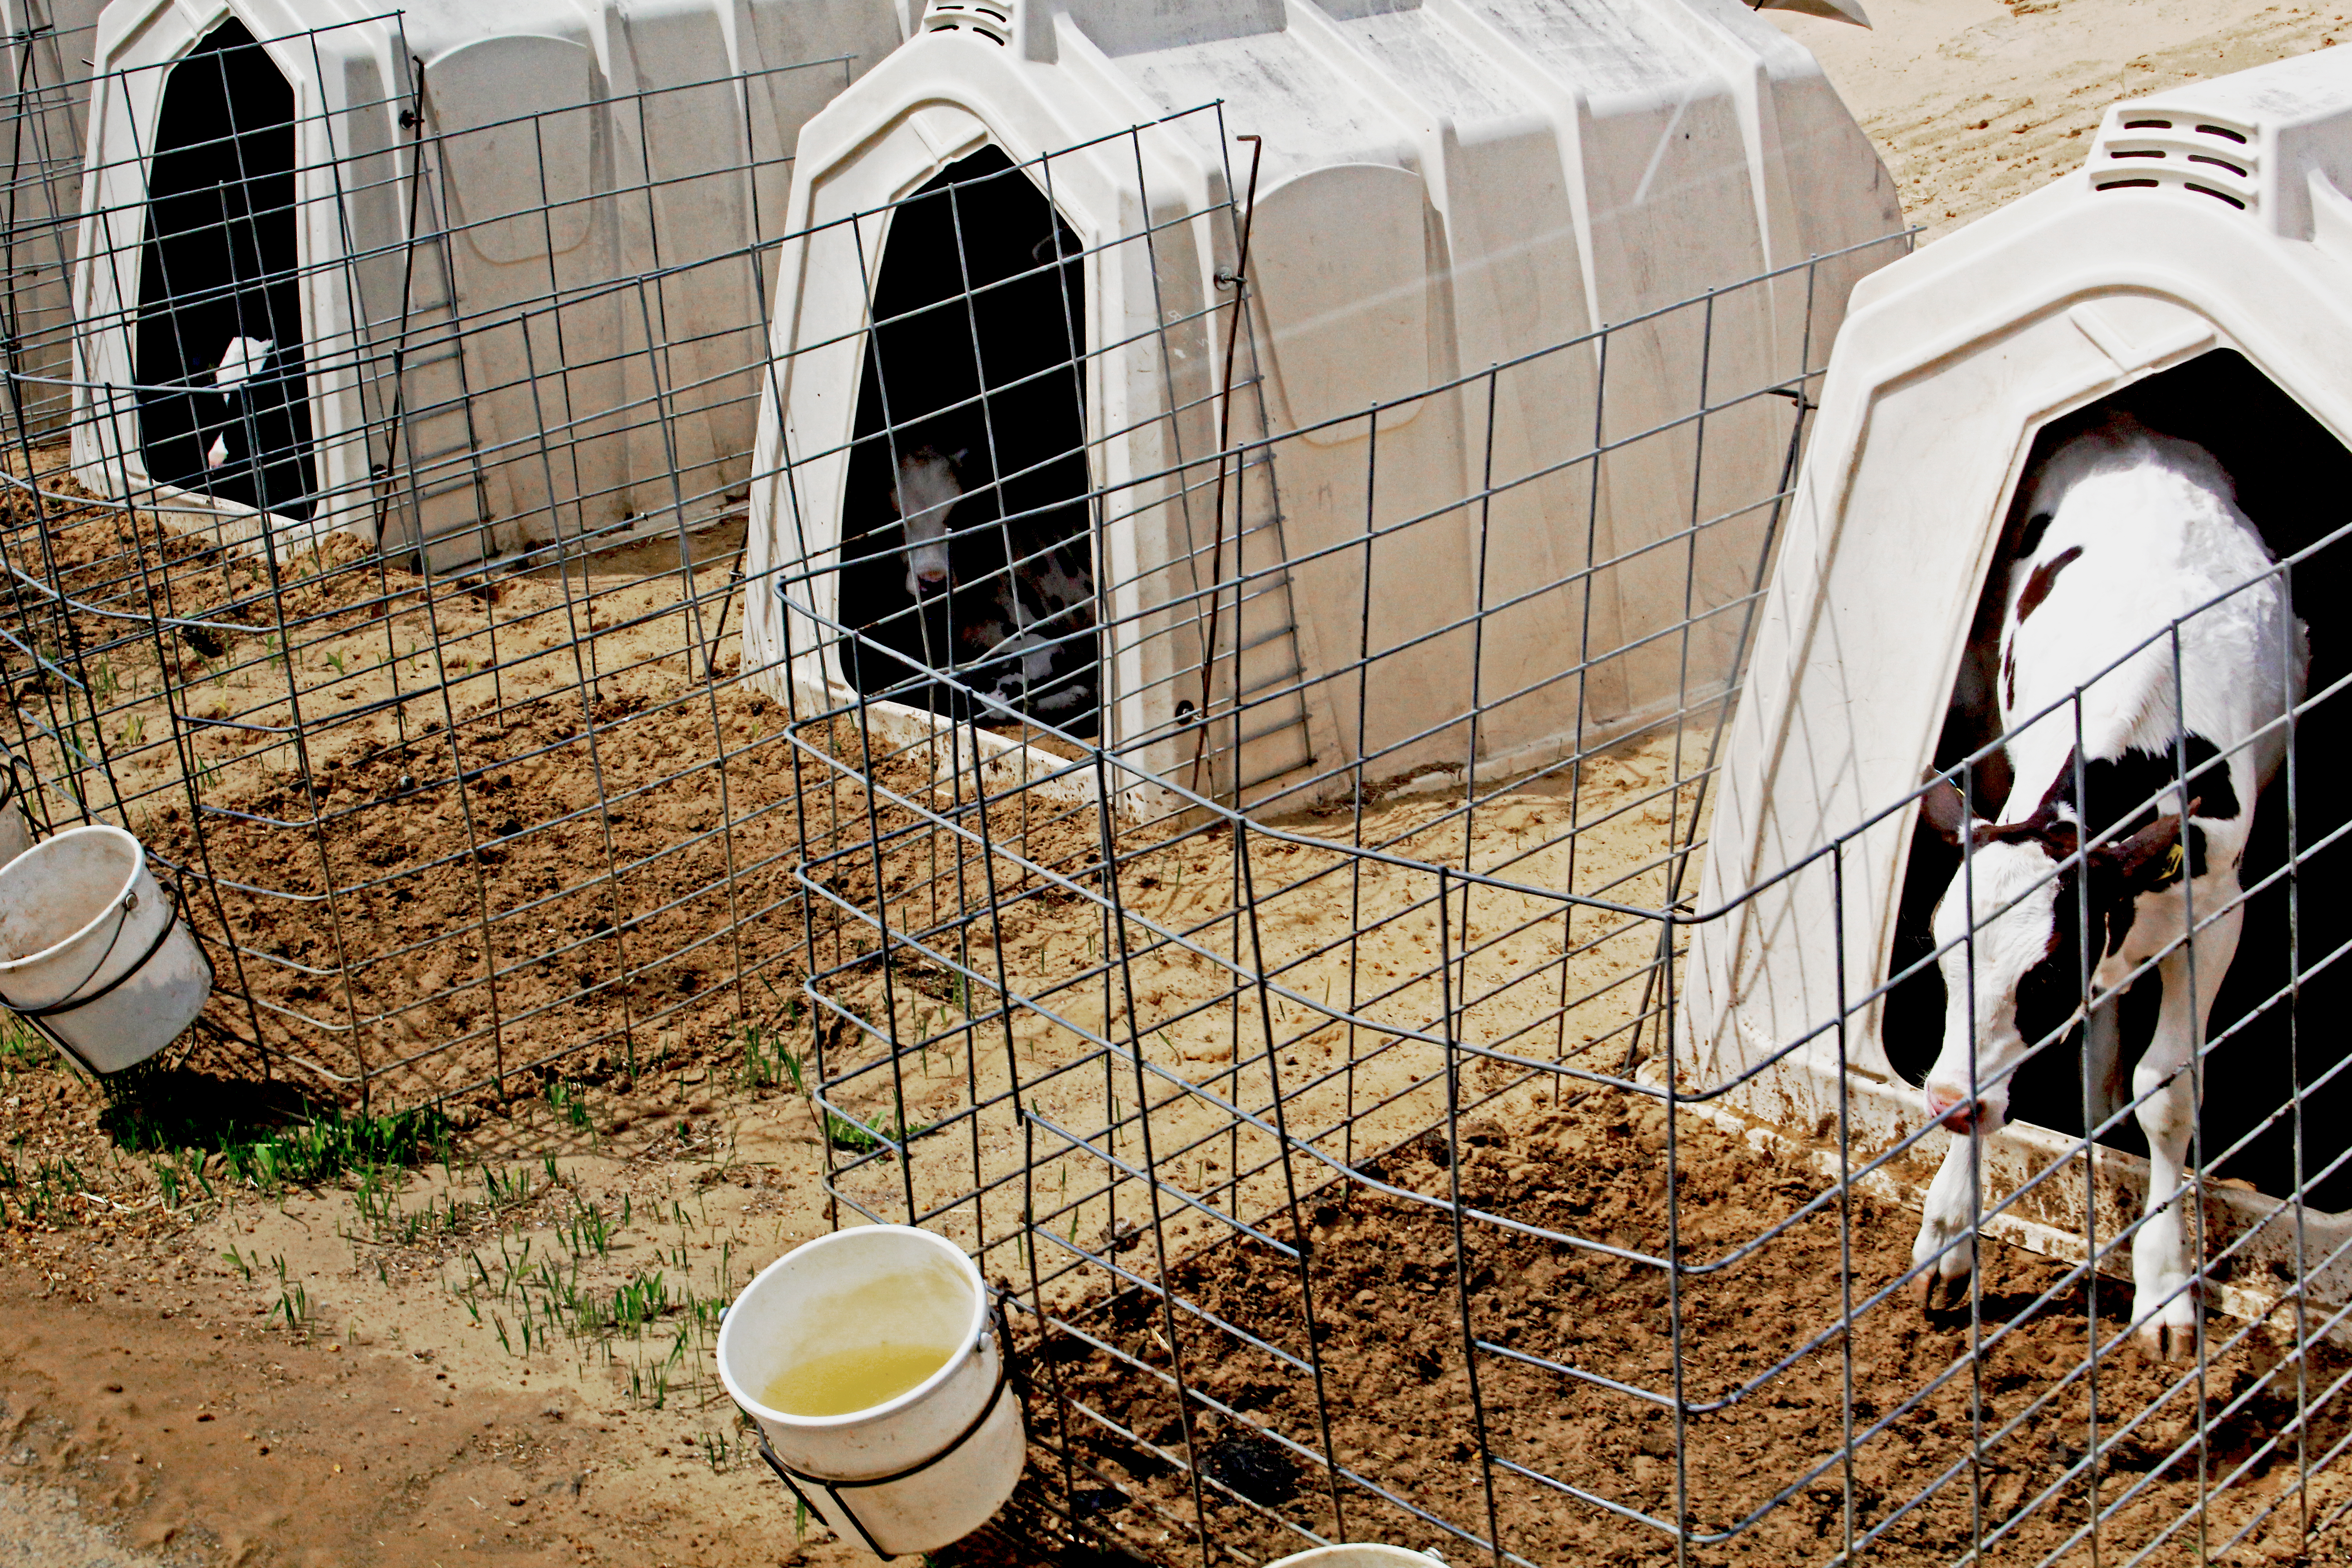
[1250,164,1429,440]
[429,36,595,263]
[744,0,1902,806]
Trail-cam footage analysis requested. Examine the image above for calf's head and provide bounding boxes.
[1916,776,2187,1136]
[891,445,967,598]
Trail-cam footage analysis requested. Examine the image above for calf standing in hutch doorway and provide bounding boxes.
[1909,414,2307,1358]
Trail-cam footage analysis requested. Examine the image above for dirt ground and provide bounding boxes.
[1049,1093,2351,1566]
[13,4,2352,1564]
[4,473,827,1105]
[801,725,1705,1301]
[0,1074,859,1568]
[7,1066,2345,1568]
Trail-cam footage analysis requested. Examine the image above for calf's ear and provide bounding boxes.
[2089,806,2193,896]
[1919,774,1970,846]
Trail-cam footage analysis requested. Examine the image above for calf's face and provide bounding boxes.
[1914,778,2185,1136]
[1924,832,2068,1135]
[892,447,966,598]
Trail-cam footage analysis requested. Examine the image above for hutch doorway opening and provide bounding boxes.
[134,18,314,522]
[834,145,1096,736]
[1885,349,2352,1207]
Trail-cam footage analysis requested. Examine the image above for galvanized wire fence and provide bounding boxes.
[0,13,869,1098]
[787,321,2352,1566]
[766,145,2352,1568]
[12,14,2350,1565]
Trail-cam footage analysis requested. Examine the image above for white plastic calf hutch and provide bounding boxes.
[66,0,905,564]
[742,0,1901,806]
[1,0,106,438]
[1687,49,2352,1317]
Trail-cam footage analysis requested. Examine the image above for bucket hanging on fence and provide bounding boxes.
[1265,1548,1449,1568]
[715,1225,1025,1558]
[0,824,211,1073]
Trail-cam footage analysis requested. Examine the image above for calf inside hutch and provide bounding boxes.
[835,145,1099,736]
[133,18,315,521]
[1884,348,2352,1211]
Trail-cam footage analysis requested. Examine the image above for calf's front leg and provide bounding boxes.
[2082,995,2127,1129]
[1912,1130,1980,1312]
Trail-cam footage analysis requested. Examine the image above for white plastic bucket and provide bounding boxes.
[0,824,212,1074]
[716,1225,1024,1558]
[1265,1548,1448,1568]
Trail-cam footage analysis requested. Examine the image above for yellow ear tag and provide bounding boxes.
[2161,842,2185,881]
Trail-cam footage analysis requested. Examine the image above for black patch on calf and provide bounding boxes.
[2003,644,2016,711]
[2182,738,2239,822]
[2015,545,2084,622]
[2117,969,2163,1060]
[2104,891,2140,957]
[2075,735,2236,831]
[2017,510,2055,559]
[2013,861,2088,1052]
[2097,821,2209,956]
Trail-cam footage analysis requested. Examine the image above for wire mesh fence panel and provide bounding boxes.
[0,14,888,1098]
[11,13,2352,1565]
[764,123,2352,1562]
[757,113,2254,1556]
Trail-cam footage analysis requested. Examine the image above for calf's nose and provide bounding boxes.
[1924,1085,1984,1135]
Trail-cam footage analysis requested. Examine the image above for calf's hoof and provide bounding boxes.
[2135,1307,2199,1362]
[1912,1266,1970,1315]
[2132,1274,2198,1361]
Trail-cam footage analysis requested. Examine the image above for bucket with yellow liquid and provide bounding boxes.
[715,1225,1024,1558]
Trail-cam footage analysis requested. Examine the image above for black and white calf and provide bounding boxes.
[952,533,1096,722]
[198,334,274,473]
[1910,414,2307,1358]
[882,442,1098,723]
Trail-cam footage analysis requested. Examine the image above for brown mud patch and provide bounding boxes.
[1039,1095,2351,1566]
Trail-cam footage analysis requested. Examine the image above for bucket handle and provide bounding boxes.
[0,746,29,822]
[0,868,193,1076]
[746,1294,1029,1560]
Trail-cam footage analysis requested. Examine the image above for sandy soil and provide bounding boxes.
[0,695,1721,1567]
[4,468,839,1104]
[0,1062,873,1568]
[804,727,1705,1297]
[1,1478,171,1568]
[1768,0,2352,242]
